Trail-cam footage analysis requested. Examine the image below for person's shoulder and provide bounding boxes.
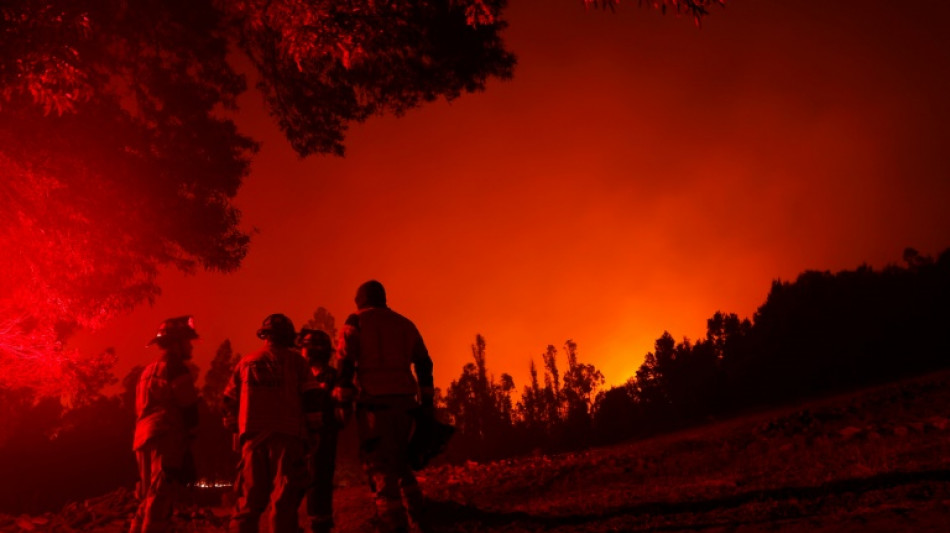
[354,307,418,331]
[370,306,411,321]
[238,346,270,364]
[271,344,305,363]
[344,312,361,330]
[388,308,418,330]
[139,359,161,378]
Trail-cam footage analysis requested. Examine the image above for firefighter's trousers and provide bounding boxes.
[305,428,339,533]
[129,432,188,533]
[357,396,426,533]
[229,432,308,533]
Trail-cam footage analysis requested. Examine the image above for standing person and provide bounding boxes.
[223,313,321,533]
[335,280,435,533]
[130,316,200,533]
[297,328,342,533]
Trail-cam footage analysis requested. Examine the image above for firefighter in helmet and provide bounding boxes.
[130,316,200,533]
[298,328,343,533]
[223,313,322,533]
[335,281,435,533]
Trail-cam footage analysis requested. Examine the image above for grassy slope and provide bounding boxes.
[387,369,950,532]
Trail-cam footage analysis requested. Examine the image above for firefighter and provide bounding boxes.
[223,314,322,533]
[129,316,200,533]
[298,328,343,533]
[335,280,435,533]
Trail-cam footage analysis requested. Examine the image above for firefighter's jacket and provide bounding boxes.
[309,365,340,432]
[223,343,321,439]
[133,356,199,451]
[337,306,434,399]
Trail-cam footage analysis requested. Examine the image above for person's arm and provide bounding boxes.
[222,362,241,434]
[298,354,324,433]
[332,313,359,403]
[412,329,435,409]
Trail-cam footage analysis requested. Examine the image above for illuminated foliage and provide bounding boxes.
[1,0,255,395]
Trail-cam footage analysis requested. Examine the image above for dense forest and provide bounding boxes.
[1,248,947,513]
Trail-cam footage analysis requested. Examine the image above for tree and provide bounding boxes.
[541,344,561,426]
[592,379,638,443]
[202,339,241,413]
[516,359,544,435]
[445,334,518,460]
[0,0,514,394]
[1,0,256,395]
[120,364,145,412]
[65,347,118,408]
[583,0,724,26]
[561,339,604,441]
[302,306,338,341]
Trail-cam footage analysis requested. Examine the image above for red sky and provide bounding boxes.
[74,0,950,392]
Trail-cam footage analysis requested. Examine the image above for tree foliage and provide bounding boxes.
[201,339,241,413]
[584,0,725,26]
[302,306,338,341]
[0,0,515,394]
[446,336,604,459]
[444,335,518,460]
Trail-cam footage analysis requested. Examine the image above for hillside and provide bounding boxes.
[6,369,950,532]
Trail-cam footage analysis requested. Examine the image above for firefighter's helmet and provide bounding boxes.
[296,328,333,350]
[257,313,296,343]
[147,316,199,346]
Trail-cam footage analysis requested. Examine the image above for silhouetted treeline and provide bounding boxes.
[441,335,605,461]
[440,248,950,459]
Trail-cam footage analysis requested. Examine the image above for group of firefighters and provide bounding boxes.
[128,280,436,533]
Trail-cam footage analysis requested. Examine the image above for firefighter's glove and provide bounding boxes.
[331,386,355,403]
[334,403,353,427]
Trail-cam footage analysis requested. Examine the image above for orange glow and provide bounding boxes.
[72,1,950,393]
